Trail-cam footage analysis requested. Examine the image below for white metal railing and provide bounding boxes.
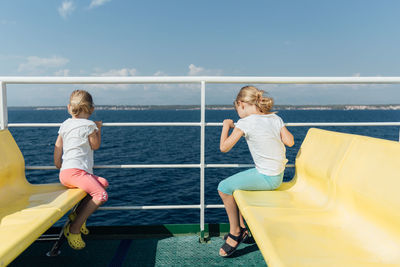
[3,76,400,83]
[1,76,400,237]
[8,122,400,128]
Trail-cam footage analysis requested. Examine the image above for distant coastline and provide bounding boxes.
[8,104,400,111]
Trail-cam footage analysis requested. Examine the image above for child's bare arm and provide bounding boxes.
[54,135,63,169]
[280,126,294,147]
[220,119,243,153]
[89,121,102,150]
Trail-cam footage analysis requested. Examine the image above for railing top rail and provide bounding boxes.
[2,76,400,84]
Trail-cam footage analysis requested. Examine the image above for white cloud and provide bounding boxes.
[188,64,204,76]
[87,67,138,90]
[18,56,69,74]
[54,69,70,76]
[188,64,222,76]
[58,1,75,19]
[154,71,167,76]
[89,0,112,8]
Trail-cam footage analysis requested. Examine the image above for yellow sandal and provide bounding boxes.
[68,211,89,235]
[64,223,86,250]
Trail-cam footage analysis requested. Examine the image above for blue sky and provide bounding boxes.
[1,0,400,106]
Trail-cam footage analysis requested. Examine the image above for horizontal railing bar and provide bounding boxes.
[205,204,225,208]
[105,122,200,127]
[8,123,61,127]
[8,122,200,127]
[99,205,201,210]
[8,122,400,128]
[206,122,400,127]
[205,163,295,168]
[3,76,400,84]
[287,122,400,127]
[95,164,201,169]
[25,163,295,170]
[98,205,226,210]
[25,164,201,170]
[205,164,254,168]
[26,166,57,170]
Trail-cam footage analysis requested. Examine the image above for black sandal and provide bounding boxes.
[219,232,243,257]
[224,227,254,244]
[240,228,255,244]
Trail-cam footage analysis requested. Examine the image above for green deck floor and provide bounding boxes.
[9,226,267,267]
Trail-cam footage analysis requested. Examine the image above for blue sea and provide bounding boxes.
[8,108,400,226]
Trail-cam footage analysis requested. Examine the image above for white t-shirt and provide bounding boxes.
[235,114,288,176]
[58,118,98,174]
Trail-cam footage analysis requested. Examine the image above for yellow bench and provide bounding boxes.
[234,128,400,267]
[0,129,86,266]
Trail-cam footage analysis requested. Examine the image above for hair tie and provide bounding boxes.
[256,91,263,103]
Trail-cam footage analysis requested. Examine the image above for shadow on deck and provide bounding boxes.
[10,225,266,267]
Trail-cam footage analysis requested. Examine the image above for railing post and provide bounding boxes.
[200,81,206,242]
[0,82,7,130]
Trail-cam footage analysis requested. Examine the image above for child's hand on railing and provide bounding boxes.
[223,119,235,129]
[95,121,103,129]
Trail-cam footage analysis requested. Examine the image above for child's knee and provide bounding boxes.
[217,180,225,192]
[92,190,108,204]
[217,180,233,195]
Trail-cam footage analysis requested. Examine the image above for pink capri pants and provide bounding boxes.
[60,168,109,202]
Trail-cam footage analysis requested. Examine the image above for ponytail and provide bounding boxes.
[69,90,94,116]
[236,86,274,114]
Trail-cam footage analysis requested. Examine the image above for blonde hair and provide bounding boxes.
[235,86,274,114]
[69,90,94,116]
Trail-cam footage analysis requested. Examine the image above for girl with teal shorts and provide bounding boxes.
[218,86,294,257]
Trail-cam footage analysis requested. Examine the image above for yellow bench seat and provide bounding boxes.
[0,130,86,266]
[234,128,400,267]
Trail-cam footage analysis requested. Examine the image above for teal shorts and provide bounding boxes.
[217,168,284,195]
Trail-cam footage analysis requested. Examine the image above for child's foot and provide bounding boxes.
[224,227,253,243]
[219,231,242,257]
[68,211,89,235]
[64,223,86,250]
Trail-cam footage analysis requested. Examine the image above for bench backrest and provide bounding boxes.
[294,128,400,235]
[335,134,400,235]
[285,128,353,199]
[0,129,87,266]
[0,130,30,194]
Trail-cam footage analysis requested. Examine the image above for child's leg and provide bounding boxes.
[218,168,283,195]
[74,176,108,215]
[60,169,108,234]
[218,168,264,236]
[70,198,103,233]
[75,195,91,214]
[219,190,241,235]
[217,171,247,256]
[218,190,241,256]
[239,212,246,229]
[217,168,282,255]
